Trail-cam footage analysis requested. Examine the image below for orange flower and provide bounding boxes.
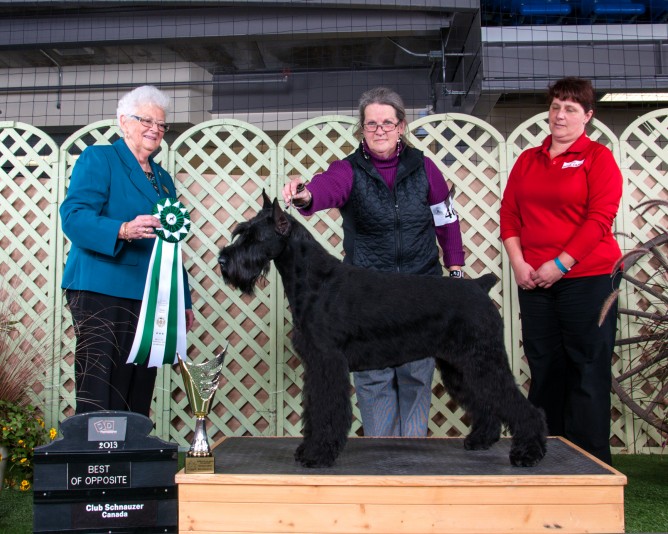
[49,428,57,440]
[19,480,30,491]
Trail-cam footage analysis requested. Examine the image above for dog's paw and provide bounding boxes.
[464,426,501,451]
[294,442,306,463]
[509,439,546,467]
[464,438,492,451]
[293,443,336,468]
[299,455,336,468]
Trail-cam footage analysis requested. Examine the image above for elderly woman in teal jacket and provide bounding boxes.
[60,85,194,416]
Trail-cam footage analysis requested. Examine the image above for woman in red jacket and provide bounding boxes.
[500,77,622,465]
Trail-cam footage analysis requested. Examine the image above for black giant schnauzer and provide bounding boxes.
[218,192,547,468]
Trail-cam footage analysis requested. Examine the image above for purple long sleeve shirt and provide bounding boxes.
[298,147,465,268]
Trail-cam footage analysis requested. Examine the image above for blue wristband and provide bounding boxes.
[554,257,569,274]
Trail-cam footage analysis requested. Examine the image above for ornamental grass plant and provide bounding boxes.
[0,282,56,492]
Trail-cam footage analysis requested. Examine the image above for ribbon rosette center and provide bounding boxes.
[154,198,191,243]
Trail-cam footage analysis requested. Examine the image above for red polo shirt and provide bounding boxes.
[500,133,622,277]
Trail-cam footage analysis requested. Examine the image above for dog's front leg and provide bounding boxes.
[295,352,352,468]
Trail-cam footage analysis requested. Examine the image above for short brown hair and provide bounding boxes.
[358,87,406,125]
[547,77,596,114]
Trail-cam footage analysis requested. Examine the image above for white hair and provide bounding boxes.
[116,85,170,127]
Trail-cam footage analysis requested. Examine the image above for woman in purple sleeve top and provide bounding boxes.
[281,87,465,437]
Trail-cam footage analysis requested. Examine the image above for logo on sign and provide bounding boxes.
[87,417,127,441]
[94,420,116,434]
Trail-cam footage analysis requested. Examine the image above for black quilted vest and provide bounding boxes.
[340,145,441,275]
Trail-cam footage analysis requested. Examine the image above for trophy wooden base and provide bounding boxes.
[184,455,215,474]
[176,436,626,533]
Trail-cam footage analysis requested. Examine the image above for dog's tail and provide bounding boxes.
[473,273,499,294]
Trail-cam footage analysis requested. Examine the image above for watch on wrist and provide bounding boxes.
[449,269,463,278]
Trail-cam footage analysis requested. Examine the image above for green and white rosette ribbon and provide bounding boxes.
[127,198,191,368]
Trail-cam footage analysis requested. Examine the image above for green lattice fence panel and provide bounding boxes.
[4,112,668,454]
[168,119,278,447]
[409,113,507,437]
[56,120,169,425]
[277,115,359,437]
[506,112,630,454]
[617,109,668,453]
[0,121,60,425]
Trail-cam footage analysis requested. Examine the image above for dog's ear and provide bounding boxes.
[272,198,292,237]
[262,189,272,209]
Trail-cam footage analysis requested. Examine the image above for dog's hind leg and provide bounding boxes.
[295,352,352,468]
[436,358,502,450]
[482,358,547,467]
[498,387,547,467]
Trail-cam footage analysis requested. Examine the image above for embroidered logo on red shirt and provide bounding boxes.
[562,159,585,169]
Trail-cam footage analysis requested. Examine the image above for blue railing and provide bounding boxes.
[482,0,667,25]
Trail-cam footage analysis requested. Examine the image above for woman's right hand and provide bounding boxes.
[281,177,309,206]
[514,262,537,291]
[504,237,536,291]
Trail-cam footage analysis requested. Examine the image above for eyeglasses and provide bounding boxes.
[363,121,400,133]
[129,115,170,133]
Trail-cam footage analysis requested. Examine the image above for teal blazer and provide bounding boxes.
[60,139,192,308]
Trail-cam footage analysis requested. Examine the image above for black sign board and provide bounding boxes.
[33,411,178,533]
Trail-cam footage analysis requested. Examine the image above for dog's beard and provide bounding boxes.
[218,239,276,295]
[219,262,269,295]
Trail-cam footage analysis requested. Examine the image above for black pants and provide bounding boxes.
[518,273,621,465]
[66,290,157,416]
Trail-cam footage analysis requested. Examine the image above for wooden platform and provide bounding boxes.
[176,436,626,534]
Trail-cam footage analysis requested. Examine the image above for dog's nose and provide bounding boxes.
[217,256,228,276]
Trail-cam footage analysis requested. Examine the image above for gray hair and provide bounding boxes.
[357,87,409,138]
[116,85,170,127]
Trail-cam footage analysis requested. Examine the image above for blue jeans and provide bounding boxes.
[353,358,435,437]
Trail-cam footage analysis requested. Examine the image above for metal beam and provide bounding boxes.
[0,6,457,49]
[482,24,668,92]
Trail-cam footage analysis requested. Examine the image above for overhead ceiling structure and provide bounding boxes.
[0,0,483,127]
[0,0,664,128]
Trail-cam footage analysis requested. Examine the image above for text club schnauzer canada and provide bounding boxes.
[218,192,547,469]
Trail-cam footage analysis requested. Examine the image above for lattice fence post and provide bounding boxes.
[168,118,278,448]
[0,121,60,429]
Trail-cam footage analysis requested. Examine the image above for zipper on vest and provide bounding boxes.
[394,192,402,272]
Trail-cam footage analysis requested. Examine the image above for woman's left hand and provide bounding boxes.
[530,260,564,289]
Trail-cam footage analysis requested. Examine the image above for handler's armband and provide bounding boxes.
[430,199,458,226]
